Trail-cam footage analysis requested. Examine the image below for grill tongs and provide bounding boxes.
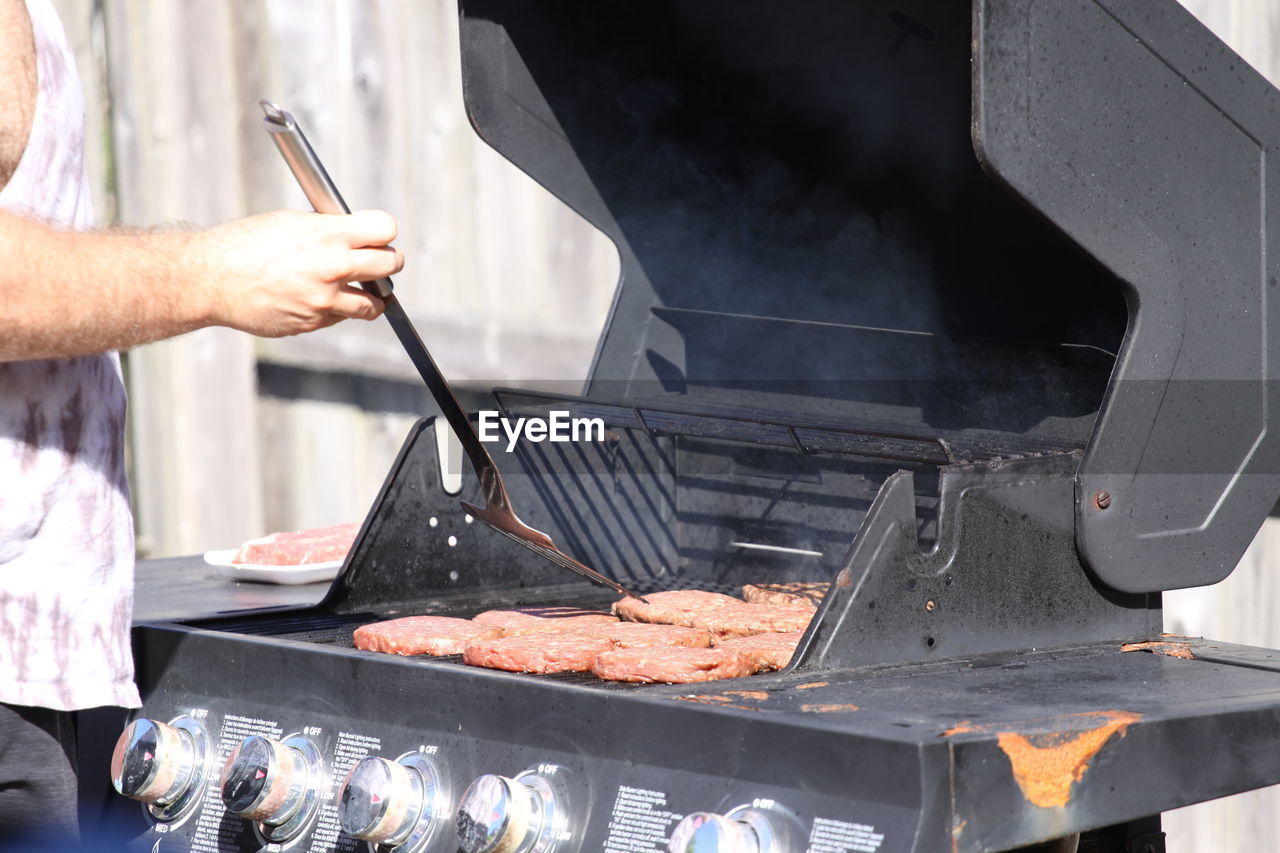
[260,101,644,602]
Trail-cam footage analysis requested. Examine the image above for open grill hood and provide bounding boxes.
[455,0,1280,595]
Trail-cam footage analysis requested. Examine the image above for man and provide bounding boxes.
[0,0,402,841]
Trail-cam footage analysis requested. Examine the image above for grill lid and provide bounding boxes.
[457,0,1280,593]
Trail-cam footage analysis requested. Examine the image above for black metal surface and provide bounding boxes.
[320,417,681,614]
[132,556,327,622]
[797,454,1160,670]
[1076,818,1165,853]
[975,0,1280,594]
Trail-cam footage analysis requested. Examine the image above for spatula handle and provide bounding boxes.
[259,100,506,507]
[259,101,394,301]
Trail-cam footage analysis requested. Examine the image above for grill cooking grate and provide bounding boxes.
[193,611,369,639]
[187,582,791,689]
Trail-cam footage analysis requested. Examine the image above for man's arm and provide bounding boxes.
[0,207,403,361]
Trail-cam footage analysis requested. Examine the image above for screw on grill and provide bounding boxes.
[1093,490,1113,510]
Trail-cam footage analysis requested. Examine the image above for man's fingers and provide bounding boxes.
[312,314,346,332]
[343,246,404,281]
[339,209,398,248]
[327,284,386,321]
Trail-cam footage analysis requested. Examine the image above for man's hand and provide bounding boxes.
[0,207,405,361]
[195,209,403,337]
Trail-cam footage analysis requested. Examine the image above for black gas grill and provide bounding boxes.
[104,1,1280,851]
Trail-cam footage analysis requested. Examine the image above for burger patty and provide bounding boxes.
[612,589,743,627]
[741,582,827,608]
[353,616,501,656]
[689,603,814,639]
[592,647,759,683]
[233,522,358,566]
[463,633,616,673]
[473,607,618,637]
[714,631,804,671]
[586,622,712,649]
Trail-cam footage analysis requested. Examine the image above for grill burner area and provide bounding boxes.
[192,583,774,690]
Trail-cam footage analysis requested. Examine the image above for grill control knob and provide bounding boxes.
[338,753,447,848]
[220,734,325,842]
[455,767,569,853]
[668,806,798,853]
[111,717,208,819]
[668,813,758,852]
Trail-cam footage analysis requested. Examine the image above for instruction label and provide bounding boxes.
[189,714,283,852]
[808,817,885,853]
[603,785,683,852]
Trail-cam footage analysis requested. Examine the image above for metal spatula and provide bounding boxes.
[260,101,644,601]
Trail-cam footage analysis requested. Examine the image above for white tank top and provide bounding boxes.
[0,0,139,710]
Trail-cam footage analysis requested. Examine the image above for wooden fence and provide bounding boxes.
[47,1,1280,849]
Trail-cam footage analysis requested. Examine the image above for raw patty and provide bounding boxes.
[463,633,616,673]
[612,590,743,627]
[233,522,358,565]
[689,603,814,639]
[741,582,826,608]
[586,622,712,649]
[353,616,501,656]
[472,607,618,637]
[592,646,759,683]
[714,631,803,671]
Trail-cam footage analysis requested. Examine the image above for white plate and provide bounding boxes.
[203,550,343,585]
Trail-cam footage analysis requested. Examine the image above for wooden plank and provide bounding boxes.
[96,0,264,556]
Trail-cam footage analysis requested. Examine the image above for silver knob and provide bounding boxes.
[668,813,759,853]
[340,756,422,844]
[456,775,537,853]
[455,768,567,853]
[219,735,311,825]
[669,807,795,853]
[111,718,199,806]
[339,754,448,847]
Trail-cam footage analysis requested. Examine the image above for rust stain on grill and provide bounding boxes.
[1121,640,1195,659]
[951,818,966,853]
[800,702,860,713]
[676,697,760,711]
[723,690,770,700]
[675,695,760,711]
[796,681,828,690]
[943,710,1142,809]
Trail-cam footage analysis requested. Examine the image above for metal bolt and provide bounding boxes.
[925,600,937,612]
[1093,490,1112,510]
